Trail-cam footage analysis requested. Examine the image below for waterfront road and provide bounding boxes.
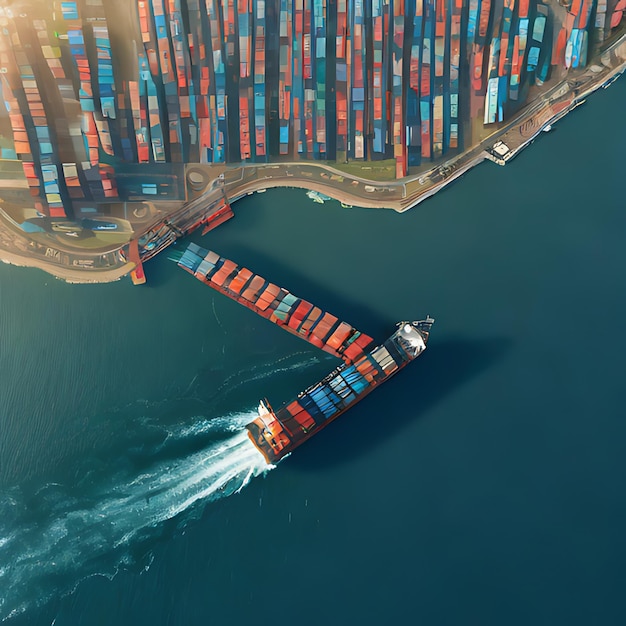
[1,33,624,282]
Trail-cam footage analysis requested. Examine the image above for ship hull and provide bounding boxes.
[245,320,434,464]
[246,355,409,464]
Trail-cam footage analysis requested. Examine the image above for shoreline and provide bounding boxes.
[1,34,624,284]
[0,248,135,284]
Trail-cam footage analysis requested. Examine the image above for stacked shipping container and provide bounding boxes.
[177,240,434,464]
[178,242,376,363]
[0,0,623,218]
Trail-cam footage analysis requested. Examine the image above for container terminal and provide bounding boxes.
[177,241,434,463]
[0,1,624,282]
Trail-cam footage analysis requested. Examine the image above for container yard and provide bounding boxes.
[0,0,622,221]
[176,241,434,463]
[0,0,623,284]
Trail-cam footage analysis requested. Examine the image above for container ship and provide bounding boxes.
[406,0,423,167]
[392,1,407,176]
[350,0,367,160]
[420,1,433,160]
[335,0,349,159]
[177,242,433,464]
[313,0,327,158]
[247,317,433,464]
[371,0,386,156]
[253,0,267,159]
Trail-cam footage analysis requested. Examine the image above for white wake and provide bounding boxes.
[0,413,272,621]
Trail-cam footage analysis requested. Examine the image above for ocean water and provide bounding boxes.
[0,75,625,625]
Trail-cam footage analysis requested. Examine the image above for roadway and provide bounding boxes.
[1,32,624,282]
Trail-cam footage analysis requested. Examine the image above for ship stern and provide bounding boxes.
[245,401,292,464]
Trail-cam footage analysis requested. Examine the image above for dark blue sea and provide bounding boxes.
[0,76,625,625]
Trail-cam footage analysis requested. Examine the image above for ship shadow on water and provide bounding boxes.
[286,336,513,470]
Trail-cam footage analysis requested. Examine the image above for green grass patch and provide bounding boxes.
[72,232,131,249]
[329,159,397,181]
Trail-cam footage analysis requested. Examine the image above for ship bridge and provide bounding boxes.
[391,319,434,358]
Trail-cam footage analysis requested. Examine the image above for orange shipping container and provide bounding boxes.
[299,307,323,334]
[241,275,265,301]
[228,268,253,294]
[326,322,353,350]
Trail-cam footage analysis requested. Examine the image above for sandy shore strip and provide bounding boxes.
[0,247,134,284]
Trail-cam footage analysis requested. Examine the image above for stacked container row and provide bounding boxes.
[178,242,375,364]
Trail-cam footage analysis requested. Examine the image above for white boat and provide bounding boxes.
[306,190,332,203]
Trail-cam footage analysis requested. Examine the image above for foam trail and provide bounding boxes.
[105,430,267,533]
[0,413,271,621]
